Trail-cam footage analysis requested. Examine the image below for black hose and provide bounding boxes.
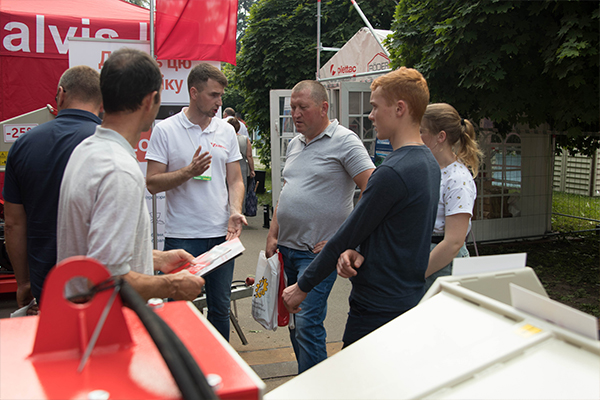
[118,279,218,400]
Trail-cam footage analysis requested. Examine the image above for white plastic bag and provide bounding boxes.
[251,250,280,331]
[10,299,36,318]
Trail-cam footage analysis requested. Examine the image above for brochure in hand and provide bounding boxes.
[170,238,245,277]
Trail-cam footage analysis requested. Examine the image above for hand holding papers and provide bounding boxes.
[170,238,245,277]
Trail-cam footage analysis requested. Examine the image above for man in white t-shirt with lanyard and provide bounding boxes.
[146,63,247,340]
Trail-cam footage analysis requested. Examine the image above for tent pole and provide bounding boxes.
[350,0,389,57]
[316,0,321,79]
[150,0,155,58]
[150,0,158,250]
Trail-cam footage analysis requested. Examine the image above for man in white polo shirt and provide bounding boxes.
[146,63,247,340]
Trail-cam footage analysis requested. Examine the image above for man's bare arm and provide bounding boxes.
[353,168,374,195]
[265,205,280,258]
[146,146,211,194]
[122,269,204,301]
[4,202,33,308]
[226,161,245,215]
[246,138,255,178]
[225,161,248,240]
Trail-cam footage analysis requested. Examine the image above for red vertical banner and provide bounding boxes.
[136,128,152,163]
[155,0,238,64]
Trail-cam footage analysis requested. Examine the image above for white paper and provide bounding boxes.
[452,253,527,276]
[510,283,599,340]
[185,237,245,277]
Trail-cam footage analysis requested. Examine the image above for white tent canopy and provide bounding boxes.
[319,28,392,80]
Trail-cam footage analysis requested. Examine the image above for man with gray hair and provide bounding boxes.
[265,80,375,372]
[4,65,102,312]
[223,107,235,118]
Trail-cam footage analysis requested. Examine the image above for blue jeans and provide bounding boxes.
[164,237,234,341]
[423,242,470,293]
[278,245,337,373]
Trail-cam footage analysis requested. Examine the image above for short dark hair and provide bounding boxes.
[187,63,227,93]
[224,107,235,117]
[227,117,240,133]
[58,65,101,107]
[292,80,329,105]
[100,48,162,113]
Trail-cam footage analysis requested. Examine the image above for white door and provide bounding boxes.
[340,82,376,159]
[269,89,297,207]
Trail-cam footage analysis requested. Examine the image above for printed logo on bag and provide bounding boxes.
[255,277,268,298]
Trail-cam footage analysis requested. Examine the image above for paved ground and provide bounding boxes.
[0,213,351,394]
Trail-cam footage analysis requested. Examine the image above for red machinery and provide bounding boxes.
[0,257,264,399]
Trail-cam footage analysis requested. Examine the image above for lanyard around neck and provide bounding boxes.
[185,124,216,154]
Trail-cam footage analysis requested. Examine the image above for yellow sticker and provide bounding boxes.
[516,324,543,338]
[0,151,7,166]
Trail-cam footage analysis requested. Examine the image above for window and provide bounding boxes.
[475,131,522,219]
[347,91,375,158]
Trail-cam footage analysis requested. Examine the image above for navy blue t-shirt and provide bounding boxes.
[298,145,440,314]
[3,109,101,300]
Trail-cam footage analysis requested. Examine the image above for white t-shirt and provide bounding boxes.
[434,161,477,234]
[57,126,153,277]
[146,111,242,238]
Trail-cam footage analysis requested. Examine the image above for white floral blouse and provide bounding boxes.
[433,161,477,234]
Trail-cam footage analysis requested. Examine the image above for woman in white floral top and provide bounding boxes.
[420,103,482,292]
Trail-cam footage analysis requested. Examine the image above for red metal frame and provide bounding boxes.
[0,257,264,399]
[0,274,17,293]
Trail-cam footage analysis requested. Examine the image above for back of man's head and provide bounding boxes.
[224,107,235,117]
[187,63,227,93]
[292,80,329,105]
[58,66,101,108]
[100,48,162,114]
[371,67,429,123]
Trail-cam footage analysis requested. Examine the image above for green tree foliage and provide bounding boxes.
[223,0,259,121]
[388,0,599,155]
[236,0,396,167]
[222,63,246,116]
[236,0,258,51]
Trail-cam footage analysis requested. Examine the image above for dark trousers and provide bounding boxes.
[342,299,404,348]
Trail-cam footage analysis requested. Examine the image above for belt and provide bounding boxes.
[431,235,444,244]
